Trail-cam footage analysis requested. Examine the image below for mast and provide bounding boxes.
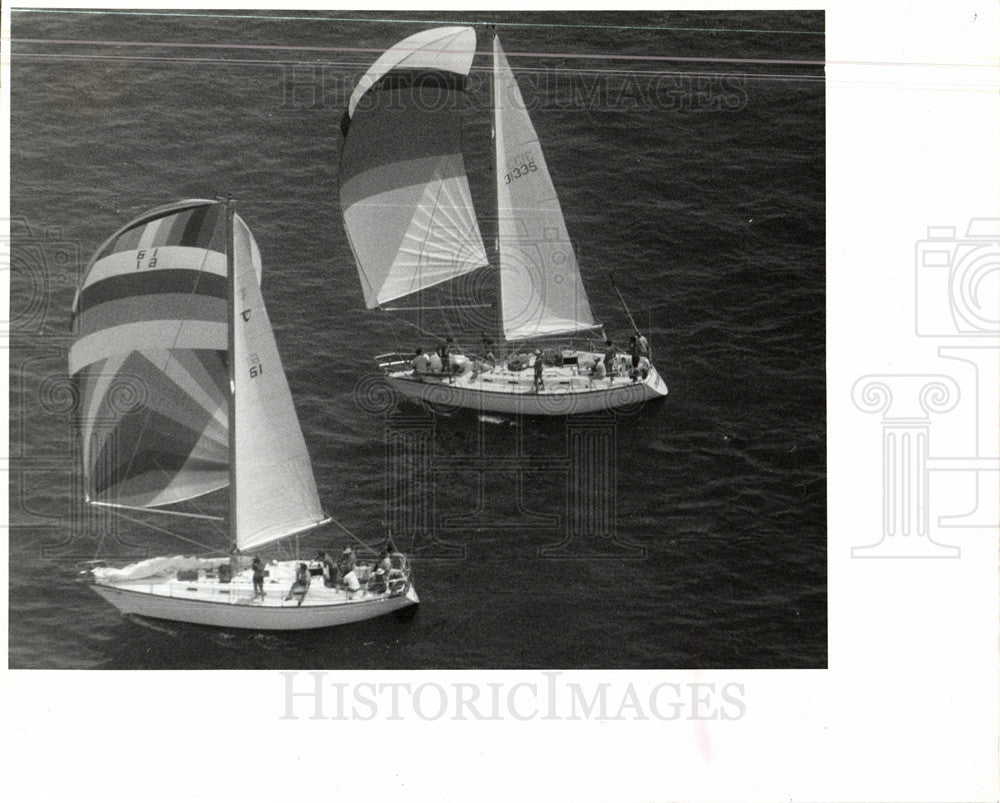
[225,196,238,553]
[490,27,504,349]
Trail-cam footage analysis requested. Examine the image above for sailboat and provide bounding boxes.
[339,27,668,415]
[72,199,418,630]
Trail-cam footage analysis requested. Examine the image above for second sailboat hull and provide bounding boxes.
[87,557,419,631]
[90,582,418,630]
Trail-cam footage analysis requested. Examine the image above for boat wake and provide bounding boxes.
[478,414,514,426]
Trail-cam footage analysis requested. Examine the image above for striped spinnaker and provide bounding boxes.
[339,26,488,308]
[69,200,261,509]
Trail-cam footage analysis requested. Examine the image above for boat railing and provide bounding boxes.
[127,559,412,602]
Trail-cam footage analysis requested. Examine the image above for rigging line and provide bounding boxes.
[443,315,460,353]
[89,501,224,522]
[92,520,108,561]
[384,310,455,347]
[174,478,230,535]
[104,508,220,553]
[404,171,453,301]
[326,514,382,553]
[12,9,827,36]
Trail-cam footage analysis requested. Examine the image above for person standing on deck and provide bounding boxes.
[533,350,545,391]
[604,339,617,382]
[637,331,650,359]
[251,556,266,601]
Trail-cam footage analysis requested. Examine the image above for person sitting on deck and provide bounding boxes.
[630,355,651,383]
[251,556,266,601]
[428,350,443,374]
[285,563,311,606]
[368,567,387,595]
[533,350,545,391]
[412,348,430,375]
[374,546,393,577]
[482,336,497,368]
[441,336,463,363]
[338,546,356,577]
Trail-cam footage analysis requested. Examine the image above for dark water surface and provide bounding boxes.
[8,9,826,669]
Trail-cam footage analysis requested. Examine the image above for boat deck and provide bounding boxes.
[376,349,667,414]
[381,350,666,394]
[92,559,410,609]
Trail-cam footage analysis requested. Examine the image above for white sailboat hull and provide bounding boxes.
[88,560,419,631]
[382,358,668,416]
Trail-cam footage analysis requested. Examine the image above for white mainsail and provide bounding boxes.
[230,215,327,552]
[340,26,488,308]
[493,36,597,341]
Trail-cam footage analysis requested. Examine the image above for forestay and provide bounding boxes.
[69,200,261,508]
[340,26,488,308]
[493,36,597,341]
[230,217,327,551]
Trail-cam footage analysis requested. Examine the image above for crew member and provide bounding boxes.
[604,339,617,381]
[412,348,430,375]
[591,356,606,380]
[285,563,310,606]
[251,556,266,601]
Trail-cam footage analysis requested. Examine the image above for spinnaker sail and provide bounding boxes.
[70,200,260,508]
[339,26,488,308]
[71,199,326,549]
